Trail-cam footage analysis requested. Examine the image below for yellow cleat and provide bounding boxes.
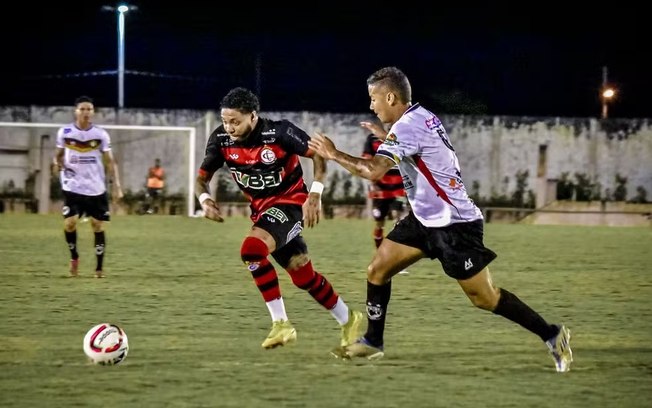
[261,320,297,349]
[331,337,384,361]
[340,309,364,347]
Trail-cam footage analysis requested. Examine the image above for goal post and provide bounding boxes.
[0,122,198,217]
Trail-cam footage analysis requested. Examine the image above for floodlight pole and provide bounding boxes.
[117,7,126,108]
[103,4,136,108]
[601,66,608,119]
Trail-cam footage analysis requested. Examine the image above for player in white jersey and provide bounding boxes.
[309,67,572,372]
[53,96,123,278]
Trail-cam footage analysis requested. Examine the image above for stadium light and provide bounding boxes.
[102,3,138,108]
[600,66,617,119]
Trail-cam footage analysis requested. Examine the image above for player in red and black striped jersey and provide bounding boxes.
[361,123,408,249]
[196,87,363,350]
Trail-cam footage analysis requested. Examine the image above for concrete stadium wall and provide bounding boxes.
[1,106,650,206]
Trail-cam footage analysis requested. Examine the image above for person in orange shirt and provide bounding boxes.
[145,158,165,214]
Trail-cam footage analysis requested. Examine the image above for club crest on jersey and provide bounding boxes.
[260,147,277,164]
[425,115,442,129]
[385,133,399,146]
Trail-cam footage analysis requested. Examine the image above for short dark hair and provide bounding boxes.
[74,95,94,106]
[367,67,412,104]
[220,87,260,113]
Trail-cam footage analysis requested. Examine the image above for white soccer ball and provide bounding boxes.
[83,323,129,365]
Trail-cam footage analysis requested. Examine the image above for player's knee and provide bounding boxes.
[367,262,390,284]
[240,236,269,263]
[63,218,76,232]
[467,294,490,310]
[466,288,499,311]
[286,253,309,270]
[287,257,315,289]
[91,220,104,232]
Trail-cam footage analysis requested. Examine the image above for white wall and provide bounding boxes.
[1,105,650,202]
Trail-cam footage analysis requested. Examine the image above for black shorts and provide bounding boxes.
[254,204,307,265]
[371,197,405,221]
[62,191,111,221]
[386,211,497,280]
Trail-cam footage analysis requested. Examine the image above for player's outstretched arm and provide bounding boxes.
[309,132,395,181]
[195,173,224,223]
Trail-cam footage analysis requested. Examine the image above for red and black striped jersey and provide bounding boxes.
[199,118,310,221]
[362,134,406,199]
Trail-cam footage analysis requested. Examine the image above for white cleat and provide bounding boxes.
[546,324,573,372]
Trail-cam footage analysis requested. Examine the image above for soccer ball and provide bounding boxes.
[83,323,129,365]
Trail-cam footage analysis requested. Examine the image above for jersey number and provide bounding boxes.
[437,128,455,151]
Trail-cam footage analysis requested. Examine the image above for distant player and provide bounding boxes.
[361,124,410,275]
[53,96,123,278]
[195,87,363,350]
[361,127,408,248]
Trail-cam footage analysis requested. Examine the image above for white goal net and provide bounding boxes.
[0,122,198,216]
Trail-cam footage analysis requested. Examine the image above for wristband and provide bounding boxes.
[309,181,324,195]
[198,193,212,204]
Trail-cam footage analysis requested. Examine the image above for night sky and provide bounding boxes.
[3,2,648,119]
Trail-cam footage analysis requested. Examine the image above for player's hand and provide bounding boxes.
[202,199,224,223]
[114,186,124,201]
[108,185,124,212]
[302,192,321,228]
[360,121,388,140]
[308,132,337,160]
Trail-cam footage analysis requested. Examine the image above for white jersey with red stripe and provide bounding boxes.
[56,123,111,196]
[375,103,483,227]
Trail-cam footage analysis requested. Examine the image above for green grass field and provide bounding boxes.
[1,214,651,407]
